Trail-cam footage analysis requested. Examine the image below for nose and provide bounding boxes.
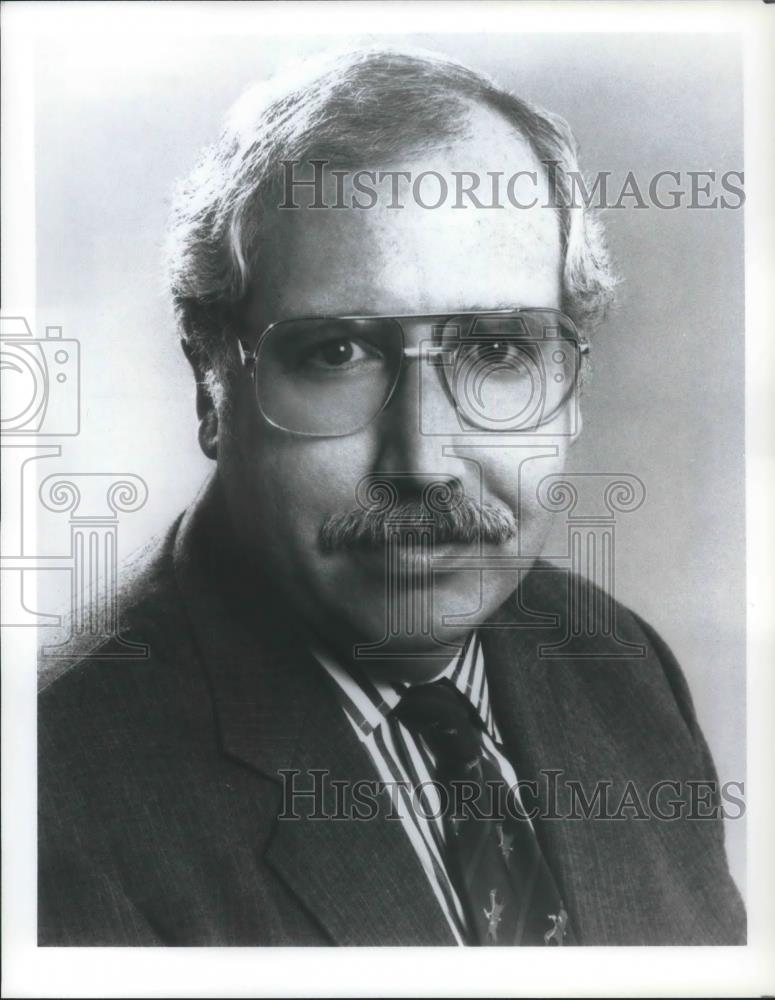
[371,347,469,493]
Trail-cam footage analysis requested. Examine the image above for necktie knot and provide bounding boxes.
[392,678,485,768]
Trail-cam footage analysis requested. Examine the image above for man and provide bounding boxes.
[38,47,745,946]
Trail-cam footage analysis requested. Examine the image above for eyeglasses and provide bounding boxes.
[237,308,588,438]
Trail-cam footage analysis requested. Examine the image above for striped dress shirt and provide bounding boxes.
[313,630,530,945]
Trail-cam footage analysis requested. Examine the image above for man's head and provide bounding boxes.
[166,47,616,677]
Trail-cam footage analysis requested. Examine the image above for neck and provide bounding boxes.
[318,630,474,686]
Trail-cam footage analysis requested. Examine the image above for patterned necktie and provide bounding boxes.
[393,677,572,946]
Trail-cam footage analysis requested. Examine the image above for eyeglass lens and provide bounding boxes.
[254,311,581,437]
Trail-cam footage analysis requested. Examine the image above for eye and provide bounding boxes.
[478,341,518,360]
[463,340,529,369]
[296,336,386,373]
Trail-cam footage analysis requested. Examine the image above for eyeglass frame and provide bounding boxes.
[235,307,590,438]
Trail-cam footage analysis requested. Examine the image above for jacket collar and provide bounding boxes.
[172,472,319,778]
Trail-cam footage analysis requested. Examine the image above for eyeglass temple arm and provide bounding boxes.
[236,340,255,367]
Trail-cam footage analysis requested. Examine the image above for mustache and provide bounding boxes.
[319,496,517,553]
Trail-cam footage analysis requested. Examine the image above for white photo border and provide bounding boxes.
[2,1,773,996]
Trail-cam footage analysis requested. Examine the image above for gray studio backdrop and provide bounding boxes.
[35,32,745,893]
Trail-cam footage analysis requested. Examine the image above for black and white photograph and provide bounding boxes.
[2,1,774,997]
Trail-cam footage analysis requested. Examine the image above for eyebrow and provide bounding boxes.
[351,303,525,318]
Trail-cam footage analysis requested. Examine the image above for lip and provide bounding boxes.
[350,540,487,583]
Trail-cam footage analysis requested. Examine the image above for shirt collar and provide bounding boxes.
[314,630,492,741]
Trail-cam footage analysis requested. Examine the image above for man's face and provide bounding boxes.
[215,110,579,678]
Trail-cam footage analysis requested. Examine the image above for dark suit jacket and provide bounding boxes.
[38,474,746,945]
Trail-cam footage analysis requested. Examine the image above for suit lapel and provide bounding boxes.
[482,571,748,945]
[172,474,456,945]
[264,684,457,945]
[480,567,611,939]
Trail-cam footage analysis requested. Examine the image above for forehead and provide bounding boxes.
[247,109,562,328]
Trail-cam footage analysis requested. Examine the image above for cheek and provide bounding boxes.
[470,391,577,507]
[221,381,379,555]
[232,426,375,548]
[477,438,571,508]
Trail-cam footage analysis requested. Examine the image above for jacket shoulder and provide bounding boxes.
[37,511,209,780]
[513,559,704,733]
[37,514,186,695]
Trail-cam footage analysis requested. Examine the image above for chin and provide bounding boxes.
[327,569,505,662]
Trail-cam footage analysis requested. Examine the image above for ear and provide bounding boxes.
[181,338,219,461]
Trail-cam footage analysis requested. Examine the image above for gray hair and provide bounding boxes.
[166,45,617,394]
